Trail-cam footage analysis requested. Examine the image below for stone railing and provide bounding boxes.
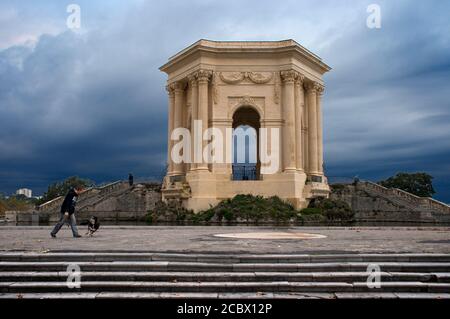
[37,195,64,212]
[360,181,450,213]
[77,181,130,211]
[424,197,450,213]
[98,180,128,195]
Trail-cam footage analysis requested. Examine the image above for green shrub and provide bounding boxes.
[144,213,153,224]
[300,207,322,215]
[301,213,327,223]
[149,200,194,223]
[197,194,297,223]
[307,198,354,221]
[148,195,354,224]
[330,184,346,191]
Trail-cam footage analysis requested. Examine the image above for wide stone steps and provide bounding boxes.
[1,261,449,272]
[2,281,450,294]
[2,292,450,299]
[1,252,449,263]
[0,252,449,298]
[1,271,449,283]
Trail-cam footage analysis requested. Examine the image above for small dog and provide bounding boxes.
[85,216,100,237]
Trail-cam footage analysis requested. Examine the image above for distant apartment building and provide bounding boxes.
[16,188,32,198]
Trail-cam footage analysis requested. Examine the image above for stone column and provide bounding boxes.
[302,96,309,172]
[316,85,325,174]
[166,85,175,175]
[188,74,198,171]
[295,75,305,171]
[196,69,212,171]
[172,81,185,175]
[305,81,319,175]
[281,70,298,172]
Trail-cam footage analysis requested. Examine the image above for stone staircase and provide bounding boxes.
[37,181,160,223]
[359,181,450,214]
[38,181,129,214]
[0,252,449,299]
[331,181,450,223]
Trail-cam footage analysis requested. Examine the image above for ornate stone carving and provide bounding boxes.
[247,72,273,84]
[212,72,219,104]
[280,70,299,83]
[196,69,213,83]
[172,81,185,92]
[219,72,244,84]
[165,84,175,96]
[238,95,256,108]
[304,81,323,93]
[273,72,281,104]
[187,73,198,87]
[295,74,305,86]
[316,84,325,95]
[229,95,264,117]
[219,71,273,84]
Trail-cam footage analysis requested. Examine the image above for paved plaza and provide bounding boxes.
[0,226,449,253]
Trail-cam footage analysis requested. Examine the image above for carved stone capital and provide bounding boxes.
[172,81,185,93]
[196,69,213,83]
[316,84,325,95]
[304,81,323,94]
[294,74,305,86]
[165,84,175,97]
[187,73,198,87]
[280,70,299,83]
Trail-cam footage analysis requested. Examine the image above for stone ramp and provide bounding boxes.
[0,252,449,298]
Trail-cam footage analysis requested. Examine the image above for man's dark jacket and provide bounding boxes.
[60,188,78,215]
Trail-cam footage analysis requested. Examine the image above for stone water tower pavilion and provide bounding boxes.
[160,40,331,212]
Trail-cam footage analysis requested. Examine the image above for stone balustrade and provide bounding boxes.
[38,180,126,212]
[361,181,450,214]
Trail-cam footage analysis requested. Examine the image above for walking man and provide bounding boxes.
[50,187,83,238]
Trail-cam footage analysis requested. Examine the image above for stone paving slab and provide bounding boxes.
[0,226,449,254]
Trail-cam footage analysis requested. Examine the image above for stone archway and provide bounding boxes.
[232,106,261,180]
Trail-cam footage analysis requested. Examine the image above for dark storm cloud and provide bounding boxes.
[0,29,168,193]
[318,1,450,201]
[0,0,449,202]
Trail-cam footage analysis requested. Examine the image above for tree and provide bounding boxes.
[37,176,94,205]
[379,172,435,197]
[0,196,34,214]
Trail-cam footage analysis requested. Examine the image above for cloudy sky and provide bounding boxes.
[0,0,449,202]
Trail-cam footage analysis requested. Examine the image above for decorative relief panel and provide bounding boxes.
[219,72,273,84]
[247,72,273,84]
[219,72,244,84]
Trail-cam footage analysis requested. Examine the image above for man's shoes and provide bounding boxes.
[73,234,82,238]
[50,233,56,238]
